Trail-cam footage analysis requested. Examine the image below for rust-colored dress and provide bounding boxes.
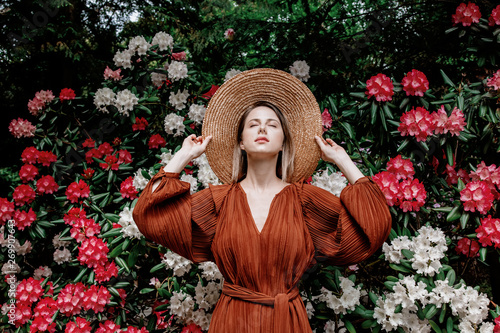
[132,169,391,333]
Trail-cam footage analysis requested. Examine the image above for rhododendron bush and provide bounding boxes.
[2,4,500,332]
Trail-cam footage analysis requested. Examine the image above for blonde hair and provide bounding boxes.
[231,101,294,183]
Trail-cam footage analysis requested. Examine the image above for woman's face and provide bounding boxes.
[240,106,285,159]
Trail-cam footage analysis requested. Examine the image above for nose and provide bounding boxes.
[258,124,267,133]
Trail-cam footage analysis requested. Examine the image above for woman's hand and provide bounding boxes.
[163,135,212,174]
[314,136,364,184]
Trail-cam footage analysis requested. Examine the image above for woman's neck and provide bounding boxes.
[240,155,287,191]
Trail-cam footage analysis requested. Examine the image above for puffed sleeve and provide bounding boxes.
[132,168,220,263]
[300,176,391,266]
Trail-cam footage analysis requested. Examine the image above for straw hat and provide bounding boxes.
[202,68,323,184]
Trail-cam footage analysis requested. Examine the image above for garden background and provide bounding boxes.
[1,0,500,332]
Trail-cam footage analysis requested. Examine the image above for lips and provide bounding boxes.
[255,137,269,142]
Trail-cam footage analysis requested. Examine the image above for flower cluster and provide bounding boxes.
[445,163,470,185]
[486,70,500,90]
[120,176,139,199]
[460,180,495,214]
[118,206,144,239]
[475,215,500,248]
[365,73,394,102]
[490,5,500,26]
[169,89,190,110]
[455,237,480,257]
[9,118,36,138]
[224,28,235,41]
[373,156,427,212]
[289,60,310,82]
[432,106,466,136]
[77,235,118,282]
[27,89,55,116]
[311,170,347,197]
[452,2,481,26]
[311,277,361,315]
[59,88,76,101]
[148,134,166,149]
[192,154,221,188]
[163,250,193,277]
[65,180,90,203]
[83,140,133,172]
[321,108,333,131]
[103,66,123,81]
[188,104,207,125]
[470,161,500,197]
[167,60,188,81]
[224,68,242,82]
[164,113,186,136]
[401,69,429,97]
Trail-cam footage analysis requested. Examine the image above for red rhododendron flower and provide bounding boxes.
[99,154,119,170]
[16,277,44,306]
[103,66,123,81]
[132,117,148,131]
[97,142,114,156]
[182,323,203,333]
[489,5,500,26]
[70,217,101,243]
[124,327,149,333]
[452,2,481,26]
[9,118,36,138]
[64,207,87,225]
[27,97,45,116]
[85,148,103,164]
[36,175,59,194]
[386,155,415,180]
[0,197,15,223]
[445,164,471,185]
[94,261,119,283]
[202,85,219,100]
[65,317,92,332]
[31,297,58,333]
[460,180,495,214]
[81,168,95,179]
[487,70,500,90]
[112,137,122,146]
[82,138,95,148]
[14,302,32,326]
[59,88,76,101]
[38,150,57,166]
[65,180,90,203]
[95,320,121,333]
[21,147,39,164]
[399,178,427,212]
[402,69,429,97]
[446,107,467,136]
[120,176,138,199]
[148,134,166,149]
[14,208,37,230]
[365,73,394,102]
[322,108,333,130]
[82,285,111,313]
[372,171,400,206]
[77,236,109,268]
[455,237,480,257]
[12,184,36,206]
[475,215,500,248]
[470,161,500,185]
[19,164,39,182]
[398,107,436,142]
[117,149,133,164]
[172,51,187,61]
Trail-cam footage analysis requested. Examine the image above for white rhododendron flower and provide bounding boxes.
[311,170,347,197]
[169,89,189,110]
[162,250,192,277]
[324,319,346,333]
[113,49,133,69]
[164,113,186,137]
[114,89,139,116]
[160,149,173,166]
[289,60,310,82]
[118,206,143,239]
[133,168,153,191]
[312,277,361,315]
[33,266,52,280]
[151,72,167,87]
[167,60,188,81]
[152,31,174,51]
[188,104,206,125]
[52,232,71,248]
[128,35,150,56]
[181,174,198,194]
[93,87,115,113]
[193,154,221,188]
[53,247,71,264]
[199,261,223,281]
[224,69,242,82]
[382,236,412,264]
[168,290,194,320]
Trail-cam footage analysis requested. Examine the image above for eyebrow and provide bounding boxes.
[247,118,280,123]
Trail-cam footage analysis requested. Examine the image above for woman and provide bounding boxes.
[132,69,391,333]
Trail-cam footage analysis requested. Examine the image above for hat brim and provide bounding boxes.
[202,68,323,184]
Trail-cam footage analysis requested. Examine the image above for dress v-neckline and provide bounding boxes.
[237,182,292,235]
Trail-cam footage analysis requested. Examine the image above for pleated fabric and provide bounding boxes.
[132,169,392,333]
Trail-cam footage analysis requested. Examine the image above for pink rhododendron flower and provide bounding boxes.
[372,171,400,206]
[475,215,500,248]
[27,97,45,116]
[21,147,39,164]
[120,176,138,199]
[9,118,36,138]
[446,107,467,135]
[452,2,481,26]
[489,5,500,26]
[132,117,148,131]
[224,28,235,40]
[82,285,111,313]
[65,317,92,332]
[94,260,119,282]
[13,184,36,206]
[125,327,149,333]
[487,70,500,90]
[117,149,132,164]
[16,277,44,306]
[398,178,427,212]
[365,73,394,102]
[37,150,57,166]
[64,207,87,225]
[455,237,480,257]
[85,148,102,164]
[103,66,123,81]
[77,236,109,268]
[148,134,166,149]
[460,180,495,214]
[402,69,429,97]
[14,208,37,230]
[59,88,76,101]
[65,180,90,203]
[31,297,58,333]
[35,90,55,103]
[19,164,39,182]
[70,216,101,243]
[470,161,500,200]
[398,107,436,142]
[445,164,470,185]
[322,108,333,130]
[95,320,121,333]
[172,51,187,61]
[36,175,59,194]
[0,197,15,223]
[386,155,415,180]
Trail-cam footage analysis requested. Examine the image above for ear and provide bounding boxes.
[240,142,245,150]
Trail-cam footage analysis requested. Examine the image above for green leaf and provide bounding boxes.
[446,269,456,285]
[104,213,121,223]
[100,228,122,238]
[344,319,356,333]
[460,212,469,229]
[446,206,461,222]
[429,320,442,333]
[108,286,121,298]
[74,267,88,282]
[340,122,355,139]
[446,317,454,333]
[401,249,414,259]
[389,263,413,273]
[108,244,124,258]
[115,257,130,273]
[150,262,166,273]
[479,247,487,261]
[370,101,378,125]
[445,143,454,167]
[397,139,410,152]
[140,288,155,294]
[425,304,438,319]
[440,70,455,87]
[361,319,377,329]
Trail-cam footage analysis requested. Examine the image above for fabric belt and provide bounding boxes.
[222,281,300,333]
